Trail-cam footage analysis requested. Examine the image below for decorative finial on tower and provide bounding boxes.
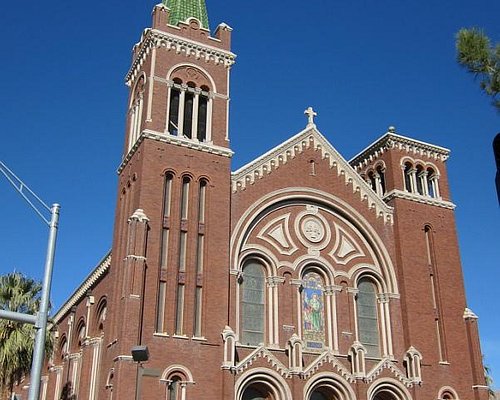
[304,107,317,127]
[388,126,396,133]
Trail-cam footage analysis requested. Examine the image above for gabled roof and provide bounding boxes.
[231,126,394,224]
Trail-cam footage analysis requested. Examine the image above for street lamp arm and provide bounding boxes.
[0,160,51,225]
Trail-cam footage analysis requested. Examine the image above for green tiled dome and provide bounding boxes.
[163,0,210,30]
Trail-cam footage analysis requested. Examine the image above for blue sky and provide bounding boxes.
[0,0,498,389]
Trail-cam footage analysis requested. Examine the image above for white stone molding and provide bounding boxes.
[437,385,461,399]
[294,208,331,251]
[404,346,423,384]
[256,213,298,256]
[383,189,456,209]
[126,28,236,87]
[231,127,394,224]
[302,350,355,382]
[350,341,368,379]
[222,326,237,369]
[118,129,233,173]
[463,307,479,320]
[52,252,111,324]
[230,188,399,295]
[365,359,414,387]
[330,224,365,265]
[233,346,290,377]
[350,130,450,170]
[234,367,293,400]
[287,334,304,373]
[160,364,195,383]
[303,371,357,400]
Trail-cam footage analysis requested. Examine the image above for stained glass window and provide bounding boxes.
[302,271,325,349]
[241,262,265,346]
[357,278,380,357]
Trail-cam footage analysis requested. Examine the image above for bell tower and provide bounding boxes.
[105,2,235,398]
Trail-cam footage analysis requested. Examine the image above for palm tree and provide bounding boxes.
[0,272,53,398]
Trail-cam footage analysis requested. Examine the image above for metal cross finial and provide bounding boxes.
[304,107,317,126]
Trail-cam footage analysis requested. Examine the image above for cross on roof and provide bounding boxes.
[304,107,317,127]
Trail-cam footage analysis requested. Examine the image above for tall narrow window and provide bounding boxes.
[416,165,425,195]
[357,278,380,357]
[424,226,447,362]
[404,162,413,192]
[302,271,326,350]
[176,177,190,335]
[368,171,377,192]
[127,75,145,151]
[193,180,207,337]
[197,88,209,141]
[168,79,181,135]
[427,168,438,198]
[376,165,386,194]
[156,173,173,333]
[183,83,196,139]
[167,376,181,400]
[241,261,265,346]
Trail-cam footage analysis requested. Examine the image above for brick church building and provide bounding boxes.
[28,1,489,399]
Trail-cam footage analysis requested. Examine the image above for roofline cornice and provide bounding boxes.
[125,28,236,85]
[384,189,456,209]
[349,132,450,170]
[52,252,111,323]
[117,129,233,174]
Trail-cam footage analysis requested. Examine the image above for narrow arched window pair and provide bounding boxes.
[168,79,210,142]
[368,165,386,196]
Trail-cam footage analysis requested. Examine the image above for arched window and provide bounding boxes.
[376,165,386,194]
[302,271,326,350]
[427,167,439,198]
[242,384,272,400]
[167,76,211,142]
[76,320,86,347]
[240,261,266,346]
[356,278,380,357]
[168,78,182,135]
[403,162,413,192]
[167,376,182,400]
[416,165,425,195]
[128,74,145,151]
[368,171,377,192]
[95,298,107,334]
[193,179,207,337]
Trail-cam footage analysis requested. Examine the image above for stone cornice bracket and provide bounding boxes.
[463,307,479,320]
[350,129,451,171]
[383,189,456,210]
[125,28,236,86]
[128,208,150,223]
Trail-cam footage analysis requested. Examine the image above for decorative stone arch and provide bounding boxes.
[161,365,195,400]
[166,63,217,92]
[367,378,413,400]
[235,368,292,400]
[165,63,215,141]
[437,386,460,400]
[296,257,335,286]
[128,71,147,108]
[231,188,398,295]
[303,371,356,400]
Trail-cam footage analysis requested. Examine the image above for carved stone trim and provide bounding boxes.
[383,189,456,209]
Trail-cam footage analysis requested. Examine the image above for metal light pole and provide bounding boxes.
[0,160,60,400]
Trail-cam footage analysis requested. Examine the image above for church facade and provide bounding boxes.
[29,1,489,399]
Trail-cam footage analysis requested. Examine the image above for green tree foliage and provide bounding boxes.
[456,28,500,111]
[0,272,53,396]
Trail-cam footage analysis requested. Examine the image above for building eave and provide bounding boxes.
[52,252,111,324]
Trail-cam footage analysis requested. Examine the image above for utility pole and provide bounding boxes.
[0,160,60,400]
